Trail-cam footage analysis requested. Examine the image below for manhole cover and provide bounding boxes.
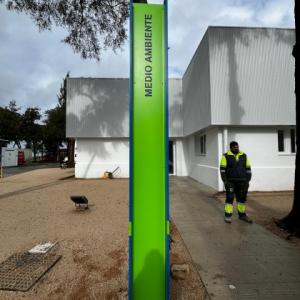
[0,252,61,291]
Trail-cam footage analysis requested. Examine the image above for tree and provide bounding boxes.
[0,0,129,60]
[57,72,75,167]
[276,2,300,237]
[0,100,22,147]
[7,100,20,113]
[43,73,69,162]
[57,72,69,110]
[43,106,65,161]
[22,107,42,161]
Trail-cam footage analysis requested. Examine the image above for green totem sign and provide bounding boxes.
[129,1,169,299]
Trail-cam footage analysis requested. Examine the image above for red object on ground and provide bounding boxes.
[18,151,25,165]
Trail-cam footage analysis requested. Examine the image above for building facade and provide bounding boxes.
[66,27,296,191]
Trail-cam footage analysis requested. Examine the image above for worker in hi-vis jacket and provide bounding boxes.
[220,141,253,224]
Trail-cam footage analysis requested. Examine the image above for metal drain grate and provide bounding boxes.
[0,252,61,291]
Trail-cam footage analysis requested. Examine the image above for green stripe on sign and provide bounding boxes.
[128,222,132,236]
[132,3,167,300]
[166,220,170,235]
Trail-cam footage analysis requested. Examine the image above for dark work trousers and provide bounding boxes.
[225,180,249,217]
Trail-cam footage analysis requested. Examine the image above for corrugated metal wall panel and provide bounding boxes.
[209,27,295,125]
[66,78,129,138]
[66,78,182,138]
[182,32,212,136]
[169,79,183,137]
[66,28,295,139]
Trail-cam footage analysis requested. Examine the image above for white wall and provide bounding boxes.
[187,126,296,192]
[184,127,220,190]
[75,138,188,179]
[223,126,295,191]
[174,139,188,176]
[75,127,295,191]
[75,138,129,178]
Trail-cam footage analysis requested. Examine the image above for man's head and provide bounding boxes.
[230,141,239,154]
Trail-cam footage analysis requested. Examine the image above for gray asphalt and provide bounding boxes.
[171,176,300,300]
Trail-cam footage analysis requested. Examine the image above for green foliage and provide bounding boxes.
[43,72,69,157]
[21,107,42,160]
[0,73,69,161]
[0,100,22,148]
[43,106,65,155]
[57,72,69,108]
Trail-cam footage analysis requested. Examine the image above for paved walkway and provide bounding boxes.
[171,177,300,300]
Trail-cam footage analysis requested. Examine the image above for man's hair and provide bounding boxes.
[230,141,239,148]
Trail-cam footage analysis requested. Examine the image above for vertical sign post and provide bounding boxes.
[129,1,169,299]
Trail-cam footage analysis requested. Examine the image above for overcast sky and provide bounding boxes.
[0,0,295,113]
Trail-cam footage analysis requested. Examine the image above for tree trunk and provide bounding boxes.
[277,2,300,237]
[56,143,60,162]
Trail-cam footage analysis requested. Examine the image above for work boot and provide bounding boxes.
[239,215,253,224]
[224,216,232,223]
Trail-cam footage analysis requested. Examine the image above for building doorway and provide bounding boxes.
[169,141,175,175]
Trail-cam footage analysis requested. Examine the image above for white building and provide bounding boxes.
[66,27,296,191]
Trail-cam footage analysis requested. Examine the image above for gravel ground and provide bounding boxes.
[0,167,206,300]
[1,163,59,177]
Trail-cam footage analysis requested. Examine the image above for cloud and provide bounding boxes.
[217,6,255,22]
[0,6,129,112]
[0,0,295,112]
[257,0,294,27]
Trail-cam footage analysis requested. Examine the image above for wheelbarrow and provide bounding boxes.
[102,167,121,179]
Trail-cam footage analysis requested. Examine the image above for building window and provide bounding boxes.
[195,133,206,156]
[200,135,206,154]
[278,130,285,152]
[291,129,296,153]
[277,128,296,154]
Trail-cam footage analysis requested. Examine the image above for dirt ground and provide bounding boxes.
[215,191,300,248]
[0,167,206,300]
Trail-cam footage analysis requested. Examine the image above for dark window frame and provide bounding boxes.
[200,135,206,155]
[278,130,285,152]
[195,133,206,156]
[291,129,296,153]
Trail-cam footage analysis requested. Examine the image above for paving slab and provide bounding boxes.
[171,177,300,300]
